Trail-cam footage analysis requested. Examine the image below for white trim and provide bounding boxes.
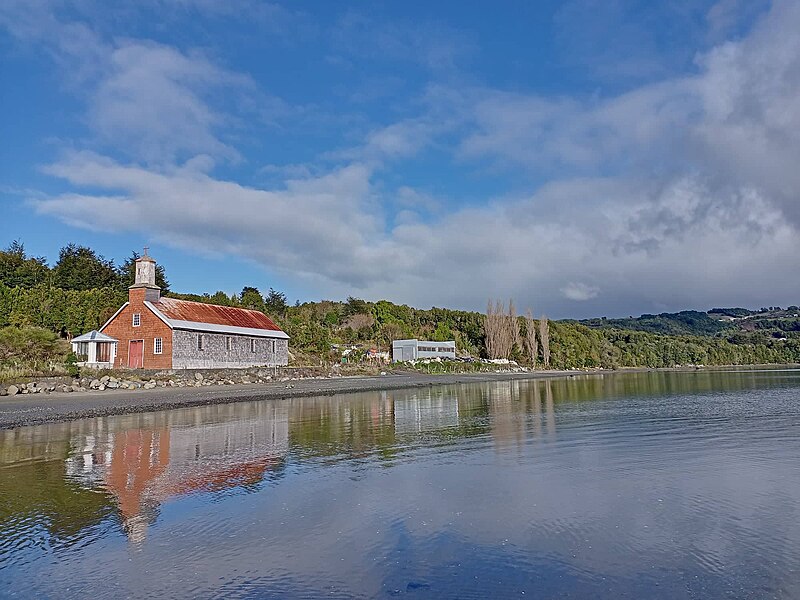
[169,319,289,339]
[100,302,129,332]
[132,312,141,327]
[154,337,163,354]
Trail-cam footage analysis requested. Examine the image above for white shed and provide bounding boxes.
[71,330,118,369]
[392,339,456,362]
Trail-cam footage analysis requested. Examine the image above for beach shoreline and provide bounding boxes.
[1,365,795,430]
[0,369,608,429]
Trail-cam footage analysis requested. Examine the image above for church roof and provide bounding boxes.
[146,297,288,339]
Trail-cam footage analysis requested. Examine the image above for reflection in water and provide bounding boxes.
[1,369,800,598]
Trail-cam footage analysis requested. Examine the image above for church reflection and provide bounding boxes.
[2,378,569,550]
[64,403,290,545]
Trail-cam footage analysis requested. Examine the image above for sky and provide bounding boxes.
[1,0,798,319]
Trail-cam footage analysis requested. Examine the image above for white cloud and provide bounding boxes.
[561,283,600,302]
[9,0,800,316]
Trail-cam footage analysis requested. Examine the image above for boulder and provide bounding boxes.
[0,387,7,396]
[100,375,110,384]
[106,381,119,389]
[7,385,19,396]
[195,372,204,381]
[71,384,82,393]
[90,379,101,389]
[98,384,106,391]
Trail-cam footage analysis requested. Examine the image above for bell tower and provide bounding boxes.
[129,247,161,303]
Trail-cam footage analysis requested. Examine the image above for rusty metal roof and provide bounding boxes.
[152,297,284,332]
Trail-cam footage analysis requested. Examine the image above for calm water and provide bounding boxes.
[1,370,799,599]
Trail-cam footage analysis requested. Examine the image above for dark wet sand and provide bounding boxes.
[0,370,588,429]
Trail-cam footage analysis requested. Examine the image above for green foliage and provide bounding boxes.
[240,286,266,311]
[52,244,119,291]
[265,288,288,316]
[0,326,70,378]
[580,310,732,336]
[65,352,80,377]
[0,282,126,335]
[0,241,50,288]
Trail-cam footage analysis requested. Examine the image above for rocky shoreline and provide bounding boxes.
[0,368,292,396]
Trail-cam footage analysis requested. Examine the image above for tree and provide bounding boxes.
[525,308,538,367]
[539,314,550,368]
[240,286,265,311]
[52,244,119,291]
[264,288,288,316]
[344,296,369,317]
[508,299,521,355]
[485,298,514,359]
[0,241,50,288]
[118,251,170,291]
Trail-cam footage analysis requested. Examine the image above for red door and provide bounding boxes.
[128,340,144,369]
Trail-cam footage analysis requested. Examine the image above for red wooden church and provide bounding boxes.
[99,251,289,369]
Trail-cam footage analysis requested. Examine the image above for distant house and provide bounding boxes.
[392,339,456,362]
[100,251,289,369]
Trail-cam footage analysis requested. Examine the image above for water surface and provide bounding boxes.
[2,370,799,598]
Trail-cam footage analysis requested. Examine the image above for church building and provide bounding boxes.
[100,251,289,369]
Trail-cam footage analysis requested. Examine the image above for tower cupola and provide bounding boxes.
[129,247,161,302]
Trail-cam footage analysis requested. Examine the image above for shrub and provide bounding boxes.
[0,326,70,380]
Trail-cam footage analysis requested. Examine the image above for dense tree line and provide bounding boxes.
[0,242,169,293]
[1,241,799,371]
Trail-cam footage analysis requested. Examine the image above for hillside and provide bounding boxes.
[579,307,800,339]
[1,242,799,377]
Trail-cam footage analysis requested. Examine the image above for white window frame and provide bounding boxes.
[271,340,276,353]
[198,334,205,351]
[154,337,163,355]
[132,313,141,327]
[250,338,256,353]
[226,336,233,351]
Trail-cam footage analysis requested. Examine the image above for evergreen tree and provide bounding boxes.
[265,288,288,316]
[0,241,50,288]
[52,244,119,291]
[240,286,265,311]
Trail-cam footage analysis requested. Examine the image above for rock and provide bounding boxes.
[71,384,81,393]
[0,387,6,396]
[106,381,119,389]
[7,385,19,396]
[100,375,110,384]
[27,382,37,391]
[98,384,106,391]
[61,385,72,393]
[241,376,251,384]
[195,372,204,381]
[143,382,156,390]
[90,379,101,389]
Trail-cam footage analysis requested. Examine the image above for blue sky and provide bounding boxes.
[1,0,798,318]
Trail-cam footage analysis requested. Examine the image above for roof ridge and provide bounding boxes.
[159,296,266,315]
